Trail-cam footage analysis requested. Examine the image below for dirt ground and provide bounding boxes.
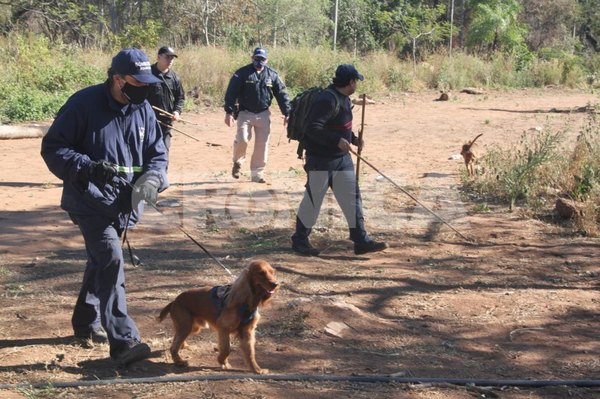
[1,89,599,398]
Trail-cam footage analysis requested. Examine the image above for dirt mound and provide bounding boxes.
[287,297,394,338]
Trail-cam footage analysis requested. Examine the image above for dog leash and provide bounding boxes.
[116,176,233,277]
[349,148,473,243]
[121,212,142,267]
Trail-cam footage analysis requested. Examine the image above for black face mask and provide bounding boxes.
[121,82,150,104]
[253,58,266,69]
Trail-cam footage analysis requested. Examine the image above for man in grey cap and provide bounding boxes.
[41,48,168,366]
[148,46,186,157]
[291,64,388,257]
[223,47,290,183]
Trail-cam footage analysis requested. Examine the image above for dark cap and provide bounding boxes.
[253,47,267,59]
[111,48,161,84]
[158,46,178,57]
[335,64,364,82]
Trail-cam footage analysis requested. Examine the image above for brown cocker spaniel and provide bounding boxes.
[158,260,278,374]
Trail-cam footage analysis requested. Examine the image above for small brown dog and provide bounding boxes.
[461,133,483,176]
[158,260,278,374]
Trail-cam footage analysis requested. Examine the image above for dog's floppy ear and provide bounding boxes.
[228,268,252,305]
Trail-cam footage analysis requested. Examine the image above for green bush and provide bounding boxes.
[464,125,566,211]
[0,33,596,122]
[3,89,69,122]
[586,53,600,78]
[0,34,104,123]
[176,46,240,108]
[273,47,338,94]
[561,112,600,235]
[461,108,600,234]
[572,163,595,200]
[562,60,587,88]
[531,49,588,88]
[435,52,490,89]
[353,50,411,93]
[118,20,162,50]
[529,58,563,87]
[176,46,404,107]
[564,112,600,200]
[491,53,527,88]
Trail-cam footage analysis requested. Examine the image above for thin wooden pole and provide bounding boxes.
[355,93,367,183]
[349,148,473,243]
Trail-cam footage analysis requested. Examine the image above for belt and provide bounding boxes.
[239,107,269,114]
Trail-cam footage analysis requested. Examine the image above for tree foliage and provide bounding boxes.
[257,0,330,49]
[579,0,600,51]
[336,0,376,57]
[0,0,598,59]
[395,2,453,71]
[467,0,527,53]
[521,0,580,51]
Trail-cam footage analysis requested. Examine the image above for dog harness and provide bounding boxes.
[210,285,257,326]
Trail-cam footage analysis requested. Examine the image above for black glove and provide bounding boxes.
[88,161,118,186]
[136,175,161,205]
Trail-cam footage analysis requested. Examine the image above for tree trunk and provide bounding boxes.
[412,37,417,75]
[110,0,118,32]
[459,0,466,49]
[333,0,339,51]
[449,0,454,56]
[493,31,498,52]
[273,2,278,49]
[204,0,210,46]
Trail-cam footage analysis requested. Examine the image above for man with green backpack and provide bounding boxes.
[290,64,388,256]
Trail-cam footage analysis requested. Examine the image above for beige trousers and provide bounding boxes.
[233,109,271,179]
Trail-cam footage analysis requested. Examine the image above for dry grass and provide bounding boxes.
[462,109,600,235]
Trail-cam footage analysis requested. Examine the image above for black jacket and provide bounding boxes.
[148,64,185,125]
[303,85,357,158]
[41,82,168,228]
[224,64,290,116]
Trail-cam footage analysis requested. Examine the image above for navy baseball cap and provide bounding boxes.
[158,46,178,57]
[253,47,267,59]
[335,64,364,81]
[111,48,161,84]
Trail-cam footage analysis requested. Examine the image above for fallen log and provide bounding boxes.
[0,124,49,139]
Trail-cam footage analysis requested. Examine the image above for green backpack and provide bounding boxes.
[286,87,341,158]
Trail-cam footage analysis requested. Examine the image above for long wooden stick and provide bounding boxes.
[349,148,473,243]
[158,121,200,142]
[355,93,367,183]
[151,105,199,126]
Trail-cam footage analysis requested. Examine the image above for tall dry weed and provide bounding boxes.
[463,110,600,235]
[465,125,566,211]
[561,111,600,234]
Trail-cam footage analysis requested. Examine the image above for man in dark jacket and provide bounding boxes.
[224,47,290,183]
[41,48,168,366]
[147,46,185,155]
[291,64,388,257]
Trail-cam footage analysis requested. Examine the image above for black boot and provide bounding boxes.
[354,240,388,255]
[292,240,320,256]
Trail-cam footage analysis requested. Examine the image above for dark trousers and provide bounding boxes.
[70,214,140,357]
[161,125,171,172]
[163,129,172,152]
[293,153,369,244]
